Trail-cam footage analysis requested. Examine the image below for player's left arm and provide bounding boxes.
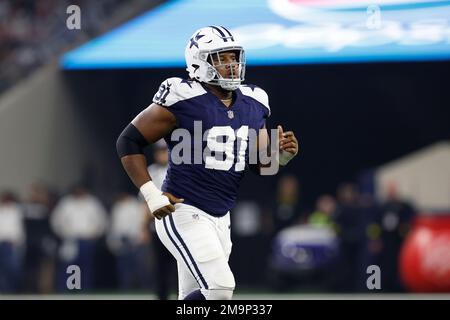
[250,123,299,174]
[277,124,299,164]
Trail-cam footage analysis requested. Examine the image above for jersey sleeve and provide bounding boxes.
[257,88,271,119]
[152,77,206,107]
[239,84,271,119]
[153,77,180,107]
[152,78,207,124]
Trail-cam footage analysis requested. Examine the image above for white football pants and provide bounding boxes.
[155,203,235,300]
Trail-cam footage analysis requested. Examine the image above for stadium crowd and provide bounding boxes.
[0,0,140,93]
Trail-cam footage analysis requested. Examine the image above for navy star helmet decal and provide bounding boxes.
[189,32,205,49]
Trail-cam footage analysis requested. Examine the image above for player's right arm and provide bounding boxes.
[116,103,183,219]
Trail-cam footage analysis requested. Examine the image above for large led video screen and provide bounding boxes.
[61,0,450,69]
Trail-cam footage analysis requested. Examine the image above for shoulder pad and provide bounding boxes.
[239,84,271,116]
[152,77,206,107]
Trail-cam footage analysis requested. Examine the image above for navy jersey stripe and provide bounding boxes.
[162,217,203,289]
[169,214,209,289]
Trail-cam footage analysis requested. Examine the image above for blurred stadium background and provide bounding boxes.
[1,0,450,299]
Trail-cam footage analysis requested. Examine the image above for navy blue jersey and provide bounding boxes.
[152,77,270,217]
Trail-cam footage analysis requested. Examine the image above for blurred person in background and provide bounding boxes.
[0,191,25,293]
[308,194,340,290]
[231,201,270,288]
[333,182,367,292]
[107,192,151,291]
[265,175,309,291]
[308,194,337,229]
[271,174,304,234]
[379,182,415,292]
[23,182,57,293]
[360,182,384,291]
[268,193,339,292]
[50,184,108,292]
[144,139,177,300]
[147,139,169,191]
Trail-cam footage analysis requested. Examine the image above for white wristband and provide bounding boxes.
[140,181,171,213]
[279,150,295,166]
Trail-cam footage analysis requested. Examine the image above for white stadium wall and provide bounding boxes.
[375,141,450,213]
[0,63,97,196]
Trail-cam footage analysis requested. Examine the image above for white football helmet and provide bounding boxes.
[185,26,245,91]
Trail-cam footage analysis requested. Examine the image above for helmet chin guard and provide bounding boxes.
[185,26,245,91]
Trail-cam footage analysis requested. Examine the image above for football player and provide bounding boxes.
[116,26,298,300]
